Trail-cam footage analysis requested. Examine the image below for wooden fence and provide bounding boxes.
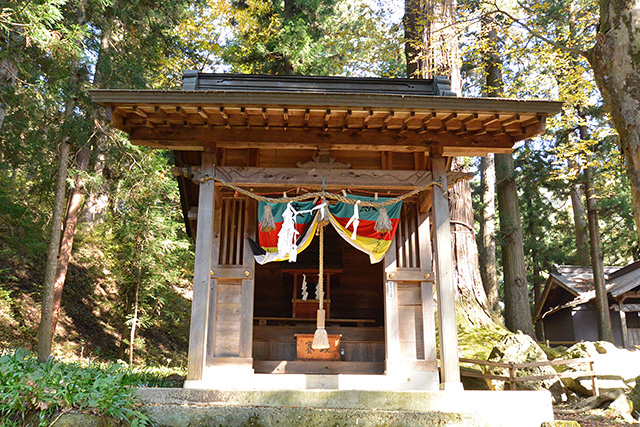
[459,357,599,396]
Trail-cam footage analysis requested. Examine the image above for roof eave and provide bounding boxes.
[89,89,564,115]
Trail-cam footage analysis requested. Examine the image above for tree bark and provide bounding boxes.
[449,158,494,325]
[403,0,460,93]
[50,147,91,334]
[479,154,499,312]
[404,0,490,319]
[0,58,18,129]
[483,18,535,337]
[587,0,640,250]
[570,179,590,265]
[496,153,535,337]
[37,132,72,362]
[580,124,615,343]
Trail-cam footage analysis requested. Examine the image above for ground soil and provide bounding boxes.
[556,411,639,426]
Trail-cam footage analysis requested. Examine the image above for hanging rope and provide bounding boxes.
[312,224,329,350]
[199,173,447,207]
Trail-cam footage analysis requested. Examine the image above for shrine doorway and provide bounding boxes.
[252,225,385,374]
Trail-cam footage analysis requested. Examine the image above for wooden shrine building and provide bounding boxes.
[91,73,561,391]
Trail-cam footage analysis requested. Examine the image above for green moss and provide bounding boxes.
[458,324,509,360]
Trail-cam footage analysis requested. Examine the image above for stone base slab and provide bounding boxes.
[137,388,554,427]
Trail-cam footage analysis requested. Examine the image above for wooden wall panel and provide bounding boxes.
[397,284,425,360]
[213,280,242,357]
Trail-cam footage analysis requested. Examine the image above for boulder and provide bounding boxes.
[628,375,640,416]
[556,342,640,396]
[51,413,122,427]
[605,392,635,422]
[485,332,566,401]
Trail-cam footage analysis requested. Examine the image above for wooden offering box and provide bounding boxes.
[295,334,342,360]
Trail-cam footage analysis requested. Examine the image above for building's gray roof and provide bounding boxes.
[539,262,640,318]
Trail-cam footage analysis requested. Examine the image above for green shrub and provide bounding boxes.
[0,349,154,426]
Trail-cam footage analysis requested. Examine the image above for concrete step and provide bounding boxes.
[137,388,554,427]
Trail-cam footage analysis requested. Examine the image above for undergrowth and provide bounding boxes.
[0,349,172,426]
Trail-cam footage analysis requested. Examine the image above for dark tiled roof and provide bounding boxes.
[182,71,458,97]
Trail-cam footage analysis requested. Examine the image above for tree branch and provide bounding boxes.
[482,3,587,58]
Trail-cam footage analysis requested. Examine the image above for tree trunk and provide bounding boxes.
[570,180,590,265]
[587,0,640,250]
[404,0,497,349]
[36,130,72,362]
[403,0,460,93]
[0,58,18,129]
[496,153,535,337]
[449,158,494,325]
[50,147,91,334]
[479,154,499,312]
[580,123,615,343]
[129,280,140,365]
[483,18,535,337]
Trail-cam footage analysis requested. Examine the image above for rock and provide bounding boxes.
[460,366,490,390]
[485,333,566,402]
[51,412,122,427]
[540,421,581,427]
[605,392,635,422]
[556,341,640,396]
[628,375,640,416]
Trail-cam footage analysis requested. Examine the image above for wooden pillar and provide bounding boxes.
[430,152,462,390]
[239,198,256,358]
[187,147,216,381]
[619,304,628,349]
[418,211,437,361]
[384,235,401,370]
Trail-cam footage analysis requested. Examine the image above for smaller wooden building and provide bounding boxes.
[92,72,561,391]
[535,262,640,349]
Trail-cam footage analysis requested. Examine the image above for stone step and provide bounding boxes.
[137,388,554,427]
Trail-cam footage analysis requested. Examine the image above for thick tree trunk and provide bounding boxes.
[587,0,640,250]
[37,134,72,362]
[570,179,590,265]
[479,154,499,312]
[403,0,460,92]
[50,147,91,334]
[449,158,494,325]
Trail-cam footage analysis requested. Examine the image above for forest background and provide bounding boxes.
[0,0,637,366]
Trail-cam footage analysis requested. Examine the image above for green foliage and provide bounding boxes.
[204,0,404,76]
[0,349,154,426]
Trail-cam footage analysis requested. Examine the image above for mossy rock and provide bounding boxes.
[51,412,122,427]
[628,375,640,415]
[485,332,566,401]
[540,421,581,427]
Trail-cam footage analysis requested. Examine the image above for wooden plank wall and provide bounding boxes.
[212,280,242,357]
[397,284,425,359]
[628,328,640,348]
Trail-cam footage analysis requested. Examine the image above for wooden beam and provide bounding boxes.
[187,147,216,381]
[430,153,462,390]
[128,126,516,153]
[214,166,436,189]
